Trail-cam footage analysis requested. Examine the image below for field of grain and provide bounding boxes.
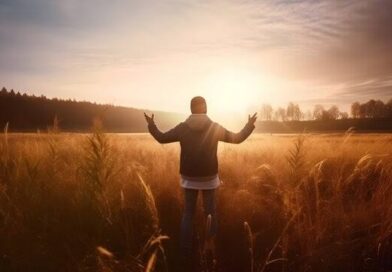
[0,129,392,272]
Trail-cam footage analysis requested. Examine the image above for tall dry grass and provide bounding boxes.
[0,129,391,271]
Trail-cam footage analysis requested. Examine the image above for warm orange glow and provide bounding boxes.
[200,68,265,114]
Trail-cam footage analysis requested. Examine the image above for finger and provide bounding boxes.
[248,114,250,120]
[252,112,257,118]
[152,114,154,120]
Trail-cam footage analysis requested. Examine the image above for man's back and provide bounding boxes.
[147,114,255,178]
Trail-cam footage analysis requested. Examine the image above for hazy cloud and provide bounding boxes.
[0,0,391,110]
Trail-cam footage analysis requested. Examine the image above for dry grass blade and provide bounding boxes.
[206,214,212,239]
[244,221,254,272]
[145,248,158,272]
[201,214,217,272]
[120,189,125,210]
[139,234,169,272]
[342,126,355,145]
[2,122,9,160]
[4,122,8,146]
[260,211,299,272]
[97,246,114,258]
[148,235,170,248]
[139,234,169,259]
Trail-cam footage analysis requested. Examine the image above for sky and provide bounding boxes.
[0,0,392,115]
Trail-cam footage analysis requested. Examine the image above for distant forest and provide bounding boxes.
[258,99,392,121]
[257,98,392,132]
[0,87,184,132]
[0,87,391,133]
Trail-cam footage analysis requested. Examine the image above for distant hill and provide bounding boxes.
[0,88,185,132]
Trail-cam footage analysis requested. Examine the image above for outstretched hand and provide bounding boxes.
[144,112,155,125]
[248,112,257,125]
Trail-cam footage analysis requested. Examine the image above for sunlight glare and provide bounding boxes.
[201,68,266,114]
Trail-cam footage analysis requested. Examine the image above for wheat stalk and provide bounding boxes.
[137,172,160,230]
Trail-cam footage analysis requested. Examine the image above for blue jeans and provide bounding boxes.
[180,188,217,255]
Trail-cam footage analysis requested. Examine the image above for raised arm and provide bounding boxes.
[144,112,181,144]
[219,113,257,144]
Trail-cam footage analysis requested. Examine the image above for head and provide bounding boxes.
[190,96,207,114]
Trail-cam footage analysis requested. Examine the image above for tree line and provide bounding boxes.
[0,87,183,132]
[259,99,392,121]
[350,99,392,119]
[1,87,391,132]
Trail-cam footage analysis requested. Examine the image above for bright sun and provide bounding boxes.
[201,68,264,114]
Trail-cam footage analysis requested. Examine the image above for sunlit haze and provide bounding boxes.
[1,0,391,114]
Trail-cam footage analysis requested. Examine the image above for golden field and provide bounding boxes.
[0,130,392,272]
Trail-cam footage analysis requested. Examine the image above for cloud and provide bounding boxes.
[0,0,391,110]
[335,77,392,101]
[262,0,392,82]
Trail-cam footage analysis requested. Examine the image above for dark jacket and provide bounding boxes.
[148,114,255,178]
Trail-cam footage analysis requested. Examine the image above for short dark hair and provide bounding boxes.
[190,96,207,114]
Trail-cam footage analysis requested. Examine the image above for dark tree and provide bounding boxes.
[327,105,340,120]
[387,99,392,117]
[286,102,301,121]
[351,102,360,118]
[292,104,302,121]
[274,107,287,121]
[313,105,325,120]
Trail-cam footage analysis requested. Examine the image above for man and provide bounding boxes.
[144,96,257,266]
